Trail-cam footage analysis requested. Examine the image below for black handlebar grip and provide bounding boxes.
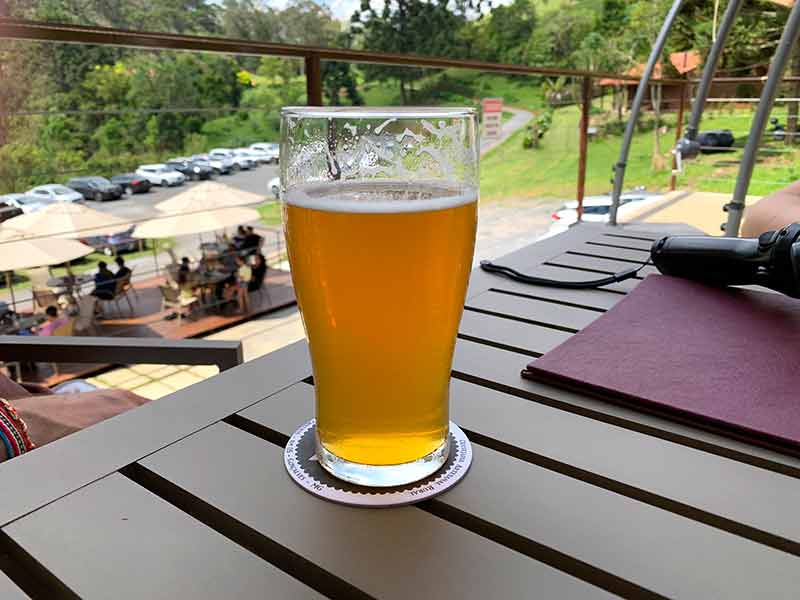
[651,235,766,287]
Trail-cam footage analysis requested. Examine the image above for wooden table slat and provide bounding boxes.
[240,383,800,600]
[459,310,571,357]
[467,290,602,331]
[0,341,312,528]
[588,235,655,251]
[451,341,800,548]
[515,264,638,293]
[479,280,621,311]
[571,242,652,263]
[140,423,614,600]
[3,474,321,600]
[547,253,660,278]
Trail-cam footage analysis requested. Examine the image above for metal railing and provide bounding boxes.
[0,17,687,219]
[0,335,243,371]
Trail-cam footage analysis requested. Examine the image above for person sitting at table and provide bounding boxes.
[0,373,149,464]
[248,253,267,292]
[233,226,247,250]
[178,256,192,279]
[221,243,239,272]
[91,262,116,300]
[230,254,252,313]
[114,256,132,281]
[242,226,263,255]
[32,306,67,337]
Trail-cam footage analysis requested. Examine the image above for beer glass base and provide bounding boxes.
[315,433,450,488]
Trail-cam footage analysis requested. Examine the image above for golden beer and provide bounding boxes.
[285,181,477,467]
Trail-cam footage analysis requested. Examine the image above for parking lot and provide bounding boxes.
[86,164,279,225]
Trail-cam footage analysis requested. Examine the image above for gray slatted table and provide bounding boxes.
[2,222,800,599]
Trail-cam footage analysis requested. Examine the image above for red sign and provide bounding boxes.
[481,98,503,113]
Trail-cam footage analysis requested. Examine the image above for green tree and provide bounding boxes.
[351,0,480,103]
[475,0,537,64]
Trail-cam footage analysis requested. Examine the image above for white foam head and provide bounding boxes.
[285,180,477,214]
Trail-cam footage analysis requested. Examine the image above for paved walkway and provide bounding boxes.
[481,107,533,156]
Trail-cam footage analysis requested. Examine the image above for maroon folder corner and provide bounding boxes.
[521,274,800,451]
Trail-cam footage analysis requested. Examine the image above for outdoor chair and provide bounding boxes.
[159,284,198,326]
[97,279,134,318]
[73,296,98,336]
[165,264,181,284]
[32,288,59,313]
[49,317,76,376]
[27,267,51,290]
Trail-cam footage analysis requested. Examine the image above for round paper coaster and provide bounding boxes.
[284,420,472,508]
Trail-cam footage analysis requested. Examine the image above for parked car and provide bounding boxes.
[80,225,141,256]
[268,176,280,199]
[166,159,214,181]
[250,142,279,164]
[210,148,254,171]
[233,148,267,165]
[547,190,663,236]
[111,173,152,195]
[0,202,23,223]
[66,176,123,202]
[27,184,84,203]
[135,164,186,187]
[191,154,232,175]
[0,193,52,214]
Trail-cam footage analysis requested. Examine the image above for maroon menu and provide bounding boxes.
[522,275,800,451]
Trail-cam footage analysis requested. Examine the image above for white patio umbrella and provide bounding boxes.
[154,181,265,213]
[0,229,94,310]
[0,202,130,240]
[132,206,261,239]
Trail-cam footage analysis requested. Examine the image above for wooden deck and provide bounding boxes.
[25,270,296,386]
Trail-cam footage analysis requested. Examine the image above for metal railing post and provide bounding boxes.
[670,83,688,191]
[609,0,685,226]
[577,76,592,221]
[685,0,743,140]
[305,54,322,106]
[725,1,800,237]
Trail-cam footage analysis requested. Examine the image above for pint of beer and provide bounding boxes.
[281,108,478,487]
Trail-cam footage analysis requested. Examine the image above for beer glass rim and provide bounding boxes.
[281,106,476,120]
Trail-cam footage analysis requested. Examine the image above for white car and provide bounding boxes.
[210,148,254,171]
[190,154,233,175]
[547,191,663,237]
[135,164,186,187]
[27,184,84,204]
[268,176,280,200]
[250,142,279,164]
[235,147,269,165]
[0,193,53,213]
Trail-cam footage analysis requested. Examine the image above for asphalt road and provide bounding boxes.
[86,164,280,225]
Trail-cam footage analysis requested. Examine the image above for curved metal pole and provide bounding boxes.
[609,0,685,226]
[686,0,744,140]
[725,1,800,237]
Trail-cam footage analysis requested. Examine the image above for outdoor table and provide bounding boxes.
[2,223,800,599]
[46,274,93,297]
[193,269,233,309]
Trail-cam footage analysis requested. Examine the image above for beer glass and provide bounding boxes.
[281,107,478,487]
